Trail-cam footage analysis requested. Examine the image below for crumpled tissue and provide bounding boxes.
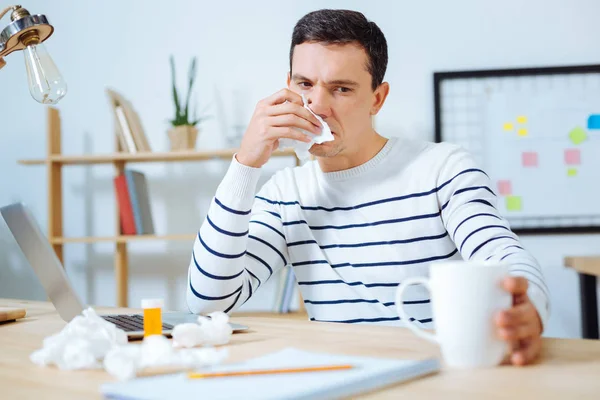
[278,94,334,161]
[30,307,127,370]
[103,335,228,381]
[30,307,232,380]
[172,311,233,348]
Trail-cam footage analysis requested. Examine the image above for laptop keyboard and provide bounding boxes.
[101,314,174,332]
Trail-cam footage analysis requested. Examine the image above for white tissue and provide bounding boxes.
[278,94,334,161]
[104,335,228,381]
[30,307,128,370]
[172,311,233,348]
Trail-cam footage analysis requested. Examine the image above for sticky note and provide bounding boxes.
[567,168,577,177]
[517,116,527,124]
[588,114,600,130]
[497,180,512,196]
[564,148,581,165]
[503,123,514,131]
[522,151,538,167]
[518,128,528,137]
[569,127,587,145]
[506,196,522,211]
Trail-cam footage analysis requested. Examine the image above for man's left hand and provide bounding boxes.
[495,276,543,366]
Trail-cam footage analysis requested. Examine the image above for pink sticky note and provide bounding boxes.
[522,152,538,167]
[497,180,512,196]
[564,149,581,165]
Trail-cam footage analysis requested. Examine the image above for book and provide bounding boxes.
[124,169,154,235]
[100,347,440,400]
[106,88,152,153]
[113,175,136,235]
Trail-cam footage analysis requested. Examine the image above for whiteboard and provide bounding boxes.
[435,66,600,233]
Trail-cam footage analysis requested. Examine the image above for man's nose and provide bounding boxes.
[306,88,332,120]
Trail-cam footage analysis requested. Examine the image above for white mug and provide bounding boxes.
[395,260,512,369]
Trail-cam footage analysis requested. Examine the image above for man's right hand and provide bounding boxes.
[236,89,322,168]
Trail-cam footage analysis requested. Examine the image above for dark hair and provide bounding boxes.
[289,9,388,91]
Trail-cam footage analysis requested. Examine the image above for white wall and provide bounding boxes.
[1,0,598,338]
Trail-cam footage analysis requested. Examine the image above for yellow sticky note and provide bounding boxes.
[517,116,527,124]
[503,123,514,131]
[506,196,522,211]
[567,168,577,177]
[517,128,528,137]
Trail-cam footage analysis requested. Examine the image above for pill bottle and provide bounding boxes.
[141,298,164,337]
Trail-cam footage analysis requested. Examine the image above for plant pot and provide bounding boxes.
[168,125,198,151]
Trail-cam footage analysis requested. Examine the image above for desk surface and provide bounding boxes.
[1,299,600,399]
[565,256,600,276]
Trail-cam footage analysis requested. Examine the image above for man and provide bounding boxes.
[186,9,549,366]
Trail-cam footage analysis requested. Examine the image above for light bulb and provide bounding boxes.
[23,41,67,104]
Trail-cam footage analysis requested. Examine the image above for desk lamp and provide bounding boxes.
[0,4,66,104]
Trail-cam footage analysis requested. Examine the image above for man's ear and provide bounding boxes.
[371,82,390,115]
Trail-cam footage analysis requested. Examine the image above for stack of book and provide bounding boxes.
[273,266,298,313]
[114,169,155,235]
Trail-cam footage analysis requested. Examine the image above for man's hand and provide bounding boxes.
[236,89,322,168]
[495,276,543,366]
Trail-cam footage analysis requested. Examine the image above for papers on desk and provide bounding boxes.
[100,347,440,400]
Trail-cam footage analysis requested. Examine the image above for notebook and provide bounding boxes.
[100,347,440,400]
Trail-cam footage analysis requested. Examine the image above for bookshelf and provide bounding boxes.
[18,107,304,312]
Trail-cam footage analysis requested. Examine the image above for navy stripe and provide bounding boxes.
[298,280,398,288]
[246,268,262,287]
[288,240,318,247]
[310,316,433,324]
[485,254,494,261]
[304,299,430,305]
[224,290,242,313]
[256,168,487,212]
[312,232,448,250]
[509,268,546,284]
[214,197,250,215]
[293,249,458,268]
[189,282,242,301]
[246,252,274,276]
[242,280,253,306]
[504,244,525,251]
[192,251,244,280]
[266,211,281,219]
[283,211,441,230]
[459,225,510,253]
[468,199,495,208]
[452,213,502,240]
[442,186,496,211]
[249,220,285,239]
[249,235,287,265]
[207,215,248,237]
[500,252,518,261]
[469,235,517,259]
[198,232,246,259]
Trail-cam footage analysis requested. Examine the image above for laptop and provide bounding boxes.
[0,202,248,339]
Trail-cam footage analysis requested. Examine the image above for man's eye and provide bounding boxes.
[336,87,351,93]
[298,82,312,88]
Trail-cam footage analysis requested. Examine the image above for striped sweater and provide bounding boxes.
[186,136,550,329]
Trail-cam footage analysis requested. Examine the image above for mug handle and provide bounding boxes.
[395,277,437,344]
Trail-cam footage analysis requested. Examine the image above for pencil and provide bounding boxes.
[187,364,353,379]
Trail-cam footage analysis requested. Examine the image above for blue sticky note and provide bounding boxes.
[588,115,600,130]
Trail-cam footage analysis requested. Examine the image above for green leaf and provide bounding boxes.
[184,56,197,123]
[170,55,182,120]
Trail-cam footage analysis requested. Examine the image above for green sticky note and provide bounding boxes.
[506,196,522,211]
[569,127,587,145]
[567,168,577,177]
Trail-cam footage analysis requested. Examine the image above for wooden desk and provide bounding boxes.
[565,256,600,339]
[1,299,600,399]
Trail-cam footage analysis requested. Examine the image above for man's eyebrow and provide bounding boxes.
[291,74,359,87]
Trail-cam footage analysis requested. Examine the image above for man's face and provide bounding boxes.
[288,42,386,158]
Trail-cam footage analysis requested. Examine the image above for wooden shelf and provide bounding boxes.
[18,148,297,166]
[50,233,197,244]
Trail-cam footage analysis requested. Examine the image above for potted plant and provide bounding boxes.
[167,55,207,151]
